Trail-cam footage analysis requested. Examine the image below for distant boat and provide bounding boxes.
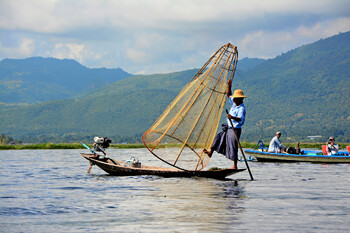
[245,149,350,163]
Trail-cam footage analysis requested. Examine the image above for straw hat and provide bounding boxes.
[329,136,335,140]
[232,89,247,98]
[276,132,281,135]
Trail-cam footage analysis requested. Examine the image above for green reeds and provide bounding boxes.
[0,142,348,150]
[0,143,84,150]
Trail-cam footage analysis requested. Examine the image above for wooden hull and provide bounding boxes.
[80,153,245,179]
[245,150,350,163]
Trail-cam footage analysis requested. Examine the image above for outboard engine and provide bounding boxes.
[93,137,112,151]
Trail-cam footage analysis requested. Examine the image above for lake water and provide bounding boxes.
[0,148,349,232]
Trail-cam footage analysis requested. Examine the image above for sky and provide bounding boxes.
[1,0,350,75]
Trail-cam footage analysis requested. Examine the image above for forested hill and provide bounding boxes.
[0,69,198,143]
[0,57,131,104]
[236,57,265,71]
[235,31,350,142]
[0,31,349,143]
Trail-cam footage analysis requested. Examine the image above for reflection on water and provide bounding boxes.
[0,149,349,232]
[143,178,246,232]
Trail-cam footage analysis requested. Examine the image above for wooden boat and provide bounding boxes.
[80,153,245,179]
[245,149,350,163]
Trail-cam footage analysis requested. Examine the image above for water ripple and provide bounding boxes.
[0,149,349,232]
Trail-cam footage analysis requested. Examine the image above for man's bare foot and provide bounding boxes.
[203,149,213,158]
[231,161,237,169]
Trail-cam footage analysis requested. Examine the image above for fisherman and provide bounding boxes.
[203,79,246,169]
[268,132,287,153]
[327,136,339,155]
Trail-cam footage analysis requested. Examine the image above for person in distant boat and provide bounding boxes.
[327,136,339,155]
[268,132,287,153]
[203,79,246,169]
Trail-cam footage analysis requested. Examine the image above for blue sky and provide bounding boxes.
[1,0,349,74]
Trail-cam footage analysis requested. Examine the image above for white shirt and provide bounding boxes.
[227,98,246,128]
[268,136,286,153]
[327,143,339,155]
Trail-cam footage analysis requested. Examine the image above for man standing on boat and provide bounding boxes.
[204,79,246,169]
[268,132,286,153]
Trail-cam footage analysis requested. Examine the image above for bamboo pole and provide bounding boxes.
[225,109,254,180]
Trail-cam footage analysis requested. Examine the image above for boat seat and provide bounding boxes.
[322,145,328,155]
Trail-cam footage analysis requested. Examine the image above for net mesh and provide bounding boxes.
[142,43,238,171]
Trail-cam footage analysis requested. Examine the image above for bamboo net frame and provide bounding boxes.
[142,43,238,171]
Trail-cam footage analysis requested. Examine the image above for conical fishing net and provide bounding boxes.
[142,43,238,171]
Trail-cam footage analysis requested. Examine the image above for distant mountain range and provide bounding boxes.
[235,31,350,143]
[0,56,261,104]
[236,57,265,71]
[0,57,131,103]
[0,31,349,143]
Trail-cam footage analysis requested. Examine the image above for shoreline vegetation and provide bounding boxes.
[0,142,348,150]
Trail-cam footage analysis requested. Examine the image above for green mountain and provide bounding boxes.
[0,57,131,104]
[236,31,350,142]
[237,57,265,71]
[1,32,349,143]
[0,69,197,143]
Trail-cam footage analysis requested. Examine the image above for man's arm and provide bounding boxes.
[227,79,232,98]
[226,114,241,122]
[277,139,286,149]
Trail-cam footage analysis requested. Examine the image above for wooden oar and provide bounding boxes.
[87,161,93,174]
[96,144,118,165]
[81,143,96,174]
[225,109,254,180]
[96,144,107,156]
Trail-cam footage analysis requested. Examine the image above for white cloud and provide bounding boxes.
[134,33,165,49]
[0,38,34,57]
[239,17,350,59]
[0,0,61,33]
[0,0,350,74]
[126,48,148,63]
[2,0,349,33]
[54,43,83,58]
[295,17,350,39]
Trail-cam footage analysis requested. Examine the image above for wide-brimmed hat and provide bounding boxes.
[329,136,335,140]
[232,89,247,98]
[276,132,281,135]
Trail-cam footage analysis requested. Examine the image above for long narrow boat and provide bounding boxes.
[81,153,245,179]
[245,149,350,163]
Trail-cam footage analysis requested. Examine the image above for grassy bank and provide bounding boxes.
[0,143,147,150]
[0,142,348,150]
[0,143,84,150]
